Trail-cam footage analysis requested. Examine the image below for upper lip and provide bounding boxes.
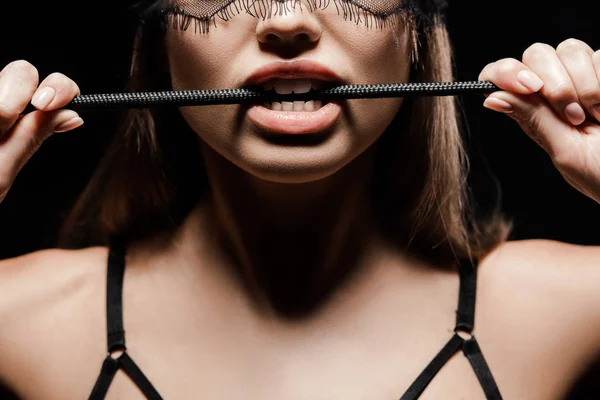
[241,59,346,88]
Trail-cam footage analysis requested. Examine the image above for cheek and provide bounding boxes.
[341,27,410,143]
[165,31,238,91]
[165,32,247,152]
[333,21,412,83]
[345,98,404,156]
[179,105,241,154]
[166,53,211,92]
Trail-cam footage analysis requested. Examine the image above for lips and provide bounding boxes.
[247,102,342,135]
[241,59,347,88]
[243,60,345,134]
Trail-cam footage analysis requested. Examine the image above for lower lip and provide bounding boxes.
[247,102,342,135]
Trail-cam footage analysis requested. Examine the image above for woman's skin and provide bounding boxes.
[0,5,600,400]
[164,7,410,313]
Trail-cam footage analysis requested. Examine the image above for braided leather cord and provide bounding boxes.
[59,81,497,111]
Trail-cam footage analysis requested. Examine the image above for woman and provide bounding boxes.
[0,0,599,398]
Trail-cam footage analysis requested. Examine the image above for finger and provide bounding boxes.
[555,39,600,122]
[479,58,544,94]
[0,109,83,191]
[483,91,577,159]
[522,42,585,126]
[0,60,39,137]
[31,72,81,111]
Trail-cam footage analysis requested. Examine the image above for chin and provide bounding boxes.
[231,131,362,184]
[237,150,353,184]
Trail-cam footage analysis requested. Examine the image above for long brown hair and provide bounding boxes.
[58,11,511,265]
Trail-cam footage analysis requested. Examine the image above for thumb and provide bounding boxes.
[0,109,82,180]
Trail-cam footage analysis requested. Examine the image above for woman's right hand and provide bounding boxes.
[0,60,83,203]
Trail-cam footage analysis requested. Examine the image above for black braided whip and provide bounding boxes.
[24,81,498,113]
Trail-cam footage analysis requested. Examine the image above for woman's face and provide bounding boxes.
[164,3,412,183]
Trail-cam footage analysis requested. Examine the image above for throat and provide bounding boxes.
[216,216,370,318]
[207,179,374,318]
[198,141,377,318]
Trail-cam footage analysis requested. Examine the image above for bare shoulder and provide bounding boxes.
[0,246,109,316]
[475,239,600,368]
[478,238,600,312]
[482,237,600,265]
[456,239,600,398]
[0,246,109,379]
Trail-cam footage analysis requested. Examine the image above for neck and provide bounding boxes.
[190,143,378,318]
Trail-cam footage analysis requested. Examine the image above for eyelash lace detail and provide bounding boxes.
[160,0,414,34]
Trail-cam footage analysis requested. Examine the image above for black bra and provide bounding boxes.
[89,240,503,399]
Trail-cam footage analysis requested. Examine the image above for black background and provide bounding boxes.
[0,0,599,398]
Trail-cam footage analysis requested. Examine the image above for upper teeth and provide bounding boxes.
[261,79,325,93]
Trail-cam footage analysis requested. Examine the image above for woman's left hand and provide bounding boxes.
[479,38,600,203]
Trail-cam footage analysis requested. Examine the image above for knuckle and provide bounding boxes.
[517,109,547,147]
[0,101,19,123]
[556,38,591,56]
[479,58,521,80]
[44,72,79,97]
[479,62,498,81]
[544,80,575,101]
[524,112,544,134]
[8,128,47,164]
[478,62,495,79]
[15,113,38,134]
[497,58,523,76]
[24,135,45,159]
[5,60,39,85]
[576,87,600,104]
[523,43,554,64]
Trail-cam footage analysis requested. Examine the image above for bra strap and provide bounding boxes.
[455,257,476,333]
[462,338,503,399]
[399,334,464,400]
[455,257,503,400]
[106,238,126,353]
[398,257,503,400]
[89,238,164,400]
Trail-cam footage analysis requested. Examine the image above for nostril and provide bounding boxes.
[266,34,279,42]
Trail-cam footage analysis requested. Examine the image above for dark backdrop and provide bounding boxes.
[0,0,599,398]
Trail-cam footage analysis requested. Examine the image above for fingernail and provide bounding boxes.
[564,102,586,125]
[517,70,544,92]
[54,117,83,133]
[483,97,513,113]
[31,87,56,110]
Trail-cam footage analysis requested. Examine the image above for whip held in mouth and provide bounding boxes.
[22,81,499,113]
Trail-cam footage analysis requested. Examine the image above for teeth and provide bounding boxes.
[261,79,324,94]
[275,81,294,94]
[261,100,326,112]
[291,79,312,94]
[258,79,331,111]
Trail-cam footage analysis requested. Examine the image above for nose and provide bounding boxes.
[255,0,322,50]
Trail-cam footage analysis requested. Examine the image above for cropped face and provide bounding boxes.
[161,0,415,183]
